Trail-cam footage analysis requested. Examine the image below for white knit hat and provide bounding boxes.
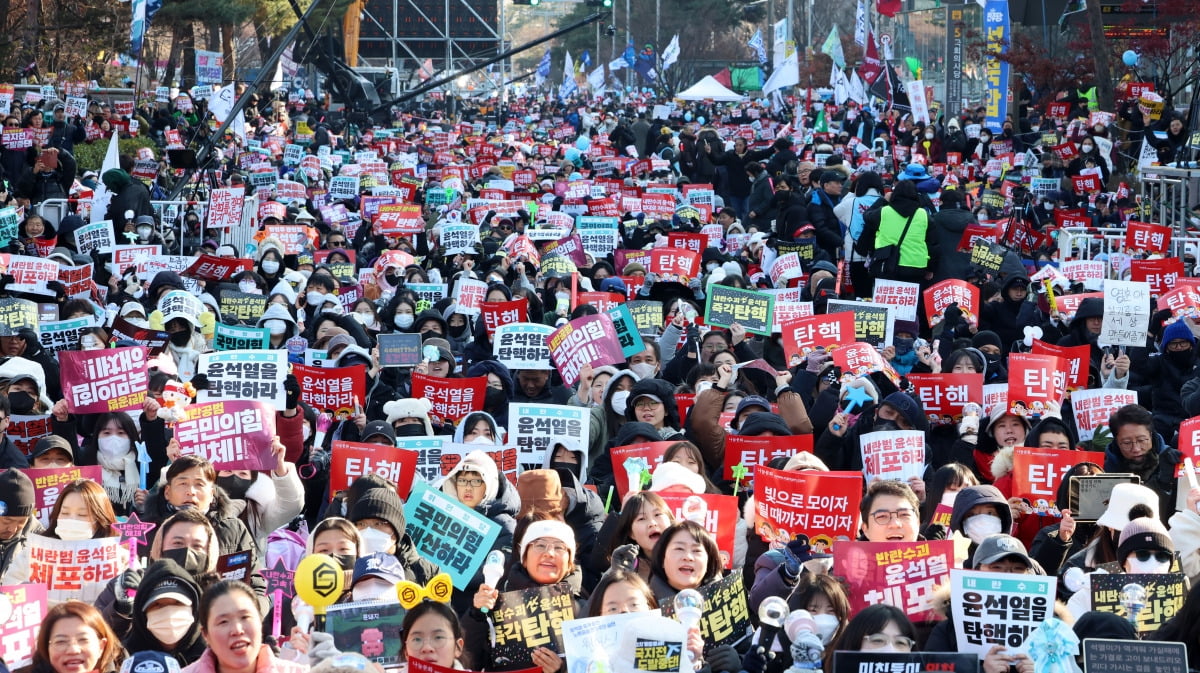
[649,461,706,494]
[519,519,576,560]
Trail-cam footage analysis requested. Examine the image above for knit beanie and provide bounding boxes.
[349,488,407,538]
[0,468,34,516]
[102,168,132,190]
[738,412,791,437]
[519,519,576,561]
[1116,516,1174,561]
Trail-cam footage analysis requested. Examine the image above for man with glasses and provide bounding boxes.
[1106,404,1179,516]
[858,480,920,543]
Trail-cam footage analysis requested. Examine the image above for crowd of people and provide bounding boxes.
[0,58,1195,673]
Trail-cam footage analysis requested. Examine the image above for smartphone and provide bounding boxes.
[38,150,57,171]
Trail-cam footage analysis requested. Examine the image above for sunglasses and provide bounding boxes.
[1132,550,1172,565]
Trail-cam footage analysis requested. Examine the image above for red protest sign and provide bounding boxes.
[833,540,953,620]
[0,583,48,667]
[658,491,739,569]
[1011,446,1106,507]
[1006,353,1067,417]
[607,442,674,499]
[781,312,857,363]
[723,434,813,482]
[1131,258,1183,296]
[668,233,706,254]
[641,193,676,220]
[59,347,149,414]
[575,291,624,313]
[906,373,982,426]
[956,224,1001,253]
[329,440,418,501]
[1030,340,1090,391]
[925,280,980,327]
[411,373,487,421]
[1071,174,1102,193]
[1055,292,1104,321]
[1126,221,1172,254]
[1158,286,1200,321]
[1047,102,1070,118]
[1051,142,1078,160]
[752,467,862,548]
[832,343,900,385]
[293,363,366,413]
[546,314,626,386]
[184,255,252,281]
[646,248,701,281]
[176,400,277,470]
[481,299,528,340]
[1054,208,1090,229]
[374,204,425,235]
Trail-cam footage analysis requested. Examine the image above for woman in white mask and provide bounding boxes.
[948,484,1013,553]
[786,574,851,664]
[829,604,917,654]
[0,479,118,585]
[920,463,978,536]
[1065,516,1177,620]
[348,487,440,583]
[89,412,146,514]
[124,559,205,665]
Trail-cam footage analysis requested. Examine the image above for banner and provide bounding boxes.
[481,299,528,340]
[826,299,894,347]
[950,569,1055,657]
[1083,640,1186,673]
[562,611,664,673]
[29,536,125,602]
[412,373,486,421]
[494,323,554,370]
[833,652,979,673]
[1100,280,1151,347]
[704,285,774,336]
[510,403,590,473]
[26,465,104,527]
[213,323,269,351]
[326,599,407,666]
[176,400,277,470]
[925,279,980,327]
[752,467,862,548]
[0,584,47,667]
[1131,258,1181,297]
[906,373,982,426]
[7,414,51,456]
[1071,389,1138,442]
[197,350,288,408]
[492,584,578,666]
[59,347,149,414]
[1005,353,1066,417]
[608,441,674,499]
[860,430,926,483]
[329,440,419,501]
[1010,447,1106,511]
[404,481,502,589]
[873,279,921,322]
[781,312,856,363]
[294,363,366,413]
[658,573,750,653]
[547,314,625,386]
[982,0,1010,132]
[833,540,953,619]
[1091,573,1185,635]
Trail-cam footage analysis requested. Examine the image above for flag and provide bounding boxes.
[878,0,901,17]
[130,0,147,56]
[623,39,636,68]
[634,59,658,83]
[905,56,922,79]
[419,58,435,82]
[848,69,868,105]
[89,130,122,223]
[857,30,883,86]
[815,109,828,133]
[821,25,845,69]
[560,50,578,99]
[714,68,733,88]
[608,57,627,72]
[579,50,590,73]
[587,66,606,92]
[748,30,768,64]
[831,66,852,105]
[763,51,799,94]
[730,66,763,92]
[662,34,681,70]
[854,0,870,47]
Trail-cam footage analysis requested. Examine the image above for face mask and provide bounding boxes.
[813,614,840,645]
[1081,144,1094,153]
[146,604,194,645]
[395,423,426,437]
[1126,557,1171,574]
[963,513,1004,543]
[611,390,630,415]
[351,579,395,602]
[217,474,253,501]
[1031,126,1040,133]
[264,319,288,336]
[300,269,313,279]
[238,280,260,295]
[137,226,152,241]
[353,312,375,327]
[306,290,328,307]
[359,526,395,555]
[979,134,990,143]
[262,259,280,275]
[394,313,414,329]
[941,491,959,508]
[126,316,149,329]
[98,435,131,458]
[169,330,193,347]
[332,553,357,571]
[160,546,209,575]
[630,362,656,380]
[893,338,914,356]
[55,518,94,541]
[7,391,34,414]
[925,132,935,140]
[1167,349,1194,367]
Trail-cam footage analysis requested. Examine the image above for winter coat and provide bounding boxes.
[182,645,308,673]
[123,560,207,666]
[928,207,977,283]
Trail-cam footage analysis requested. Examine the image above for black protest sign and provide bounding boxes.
[704,285,774,336]
[0,297,39,333]
[378,333,422,367]
[219,289,268,324]
[627,300,664,335]
[1083,639,1187,673]
[833,652,980,673]
[826,299,894,348]
[491,583,577,667]
[659,573,751,653]
[1091,573,1186,635]
[969,242,1006,274]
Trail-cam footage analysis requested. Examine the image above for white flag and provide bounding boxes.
[848,69,869,105]
[831,66,852,106]
[855,0,870,47]
[763,51,799,94]
[662,34,681,70]
[587,66,606,92]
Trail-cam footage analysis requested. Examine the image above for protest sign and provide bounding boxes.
[1126,221,1172,254]
[491,584,578,666]
[7,414,51,456]
[6,256,57,294]
[873,280,921,322]
[37,316,92,355]
[58,263,95,298]
[329,440,419,500]
[969,242,1006,274]
[608,441,674,499]
[831,343,900,386]
[452,278,488,316]
[906,373,982,427]
[410,661,537,673]
[1056,292,1105,323]
[925,280,981,327]
[1031,340,1090,391]
[434,442,519,485]
[1101,280,1151,347]
[494,323,554,370]
[658,573,750,653]
[646,248,701,282]
[407,282,448,305]
[176,400,277,470]
[1006,353,1067,417]
[771,301,815,333]
[1158,286,1200,322]
[827,299,894,347]
[184,255,251,282]
[510,403,590,473]
[74,220,116,254]
[1059,260,1107,291]
[1131,258,1181,296]
[704,285,774,336]
[481,299,528,340]
[325,599,407,666]
[0,584,47,667]
[1070,389,1138,442]
[378,332,423,367]
[213,323,270,351]
[441,223,481,254]
[412,373,486,420]
[1010,447,1106,511]
[860,430,926,483]
[950,568,1056,657]
[0,297,39,332]
[109,245,161,276]
[403,481,503,589]
[657,491,738,569]
[108,316,170,356]
[294,363,366,413]
[1083,639,1187,673]
[208,188,246,230]
[547,314,625,386]
[723,434,812,484]
[833,540,953,619]
[752,467,862,548]
[59,347,148,414]
[219,291,268,324]
[197,350,288,408]
[1070,475,1143,522]
[781,312,857,363]
[26,465,104,527]
[29,536,125,602]
[832,652,979,673]
[1091,573,1186,635]
[562,611,664,673]
[606,304,644,358]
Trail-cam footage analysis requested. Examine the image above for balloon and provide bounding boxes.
[697,116,706,125]
[564,147,581,165]
[684,111,693,122]
[1123,50,1138,67]
[294,554,344,614]
[574,136,591,151]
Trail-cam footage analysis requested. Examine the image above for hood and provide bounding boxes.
[256,303,300,342]
[887,191,923,217]
[624,378,680,427]
[149,271,186,300]
[452,410,504,444]
[612,421,662,447]
[1072,297,1104,323]
[1027,416,1078,450]
[127,558,204,651]
[0,355,53,409]
[467,360,514,398]
[878,392,929,432]
[1002,273,1030,294]
[738,412,791,437]
[440,449,500,504]
[414,308,449,335]
[602,369,640,407]
[949,484,1013,534]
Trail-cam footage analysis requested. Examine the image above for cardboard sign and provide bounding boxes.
[906,373,982,426]
[59,347,149,414]
[491,584,578,665]
[404,481,503,589]
[781,312,856,363]
[412,373,486,421]
[658,491,739,570]
[833,540,954,619]
[873,280,921,322]
[1071,389,1138,442]
[213,323,269,351]
[509,403,590,473]
[704,285,774,336]
[950,569,1056,658]
[1083,639,1186,673]
[1011,447,1106,509]
[329,440,419,501]
[925,279,980,327]
[547,314,625,386]
[176,400,277,470]
[1091,573,1186,635]
[752,467,862,547]
[658,573,750,653]
[1100,280,1151,347]
[860,430,926,483]
[197,350,288,408]
[0,584,47,667]
[1006,353,1066,417]
[826,299,894,347]
[294,363,366,413]
[494,322,554,370]
[723,434,811,483]
[29,536,125,603]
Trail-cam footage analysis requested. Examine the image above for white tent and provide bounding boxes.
[676,76,744,102]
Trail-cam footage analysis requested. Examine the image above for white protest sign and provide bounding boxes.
[859,430,925,483]
[1100,280,1150,347]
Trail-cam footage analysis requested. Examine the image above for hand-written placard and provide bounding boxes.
[1101,280,1150,347]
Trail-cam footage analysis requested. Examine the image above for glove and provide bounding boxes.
[943,303,964,330]
[610,543,640,573]
[112,566,143,617]
[805,352,832,374]
[1159,447,1183,484]
[958,413,980,437]
[741,645,768,673]
[308,631,343,667]
[284,375,301,410]
[685,324,701,351]
[705,645,742,673]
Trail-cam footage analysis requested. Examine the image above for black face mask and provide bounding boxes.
[872,419,901,433]
[217,474,253,501]
[395,423,426,437]
[7,391,35,414]
[1166,348,1194,369]
[484,388,508,414]
[331,553,357,571]
[169,330,193,347]
[449,322,469,337]
[160,546,209,576]
[551,461,581,479]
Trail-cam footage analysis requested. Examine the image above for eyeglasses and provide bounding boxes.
[870,509,917,526]
[634,399,662,410]
[408,634,451,649]
[1132,550,1173,564]
[863,634,915,651]
[49,634,100,651]
[1117,437,1153,450]
[701,343,727,353]
[455,477,484,488]
[529,540,569,555]
[4,123,17,128]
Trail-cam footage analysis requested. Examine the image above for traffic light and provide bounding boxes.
[585,0,613,7]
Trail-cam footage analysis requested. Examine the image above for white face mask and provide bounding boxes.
[940,490,958,508]
[126,316,149,329]
[394,313,414,329]
[630,362,656,380]
[146,605,194,645]
[813,614,840,645]
[98,435,131,458]
[353,312,375,327]
[611,390,630,415]
[359,526,395,554]
[925,132,935,139]
[963,513,1004,543]
[351,578,395,602]
[264,319,288,336]
[261,259,280,275]
[1081,144,1094,152]
[55,518,94,541]
[469,435,494,445]
[306,290,328,307]
[1126,556,1171,574]
[239,280,260,294]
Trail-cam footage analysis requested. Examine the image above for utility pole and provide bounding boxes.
[1085,0,1115,110]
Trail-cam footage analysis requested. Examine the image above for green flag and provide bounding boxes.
[821,26,845,69]
[905,56,922,79]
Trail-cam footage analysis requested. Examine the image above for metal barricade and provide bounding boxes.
[1141,166,1200,234]
[1057,226,1200,264]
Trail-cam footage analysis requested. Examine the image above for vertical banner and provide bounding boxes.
[982,0,1010,132]
[945,5,965,118]
[59,347,149,414]
[403,481,502,589]
[832,540,953,619]
[950,569,1055,658]
[752,467,862,549]
[175,400,277,470]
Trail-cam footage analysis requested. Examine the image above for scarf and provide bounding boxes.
[96,443,138,506]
